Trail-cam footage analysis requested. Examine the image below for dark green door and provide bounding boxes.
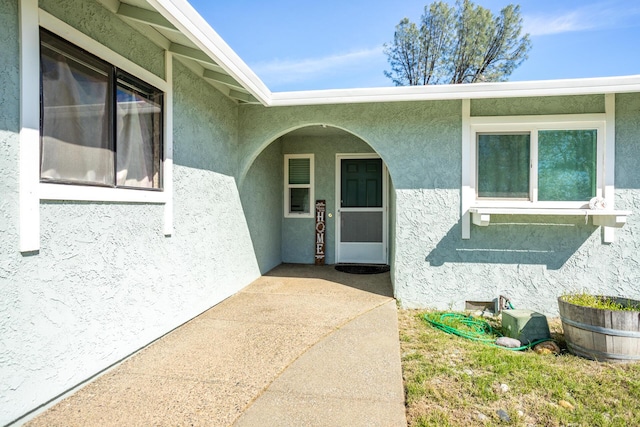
[341,158,383,208]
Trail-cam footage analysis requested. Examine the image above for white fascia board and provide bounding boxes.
[146,0,272,105]
[269,75,640,107]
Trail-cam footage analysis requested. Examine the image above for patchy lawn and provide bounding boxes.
[399,310,640,427]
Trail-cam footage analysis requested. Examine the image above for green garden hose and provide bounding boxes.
[423,312,552,351]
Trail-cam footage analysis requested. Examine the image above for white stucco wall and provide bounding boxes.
[0,1,260,424]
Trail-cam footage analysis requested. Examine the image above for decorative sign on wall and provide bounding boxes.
[315,200,326,265]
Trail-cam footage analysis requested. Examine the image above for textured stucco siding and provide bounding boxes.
[0,1,23,422]
[239,95,640,314]
[239,101,462,191]
[388,177,397,287]
[0,0,20,256]
[0,2,260,424]
[240,138,283,273]
[470,94,605,116]
[612,93,640,299]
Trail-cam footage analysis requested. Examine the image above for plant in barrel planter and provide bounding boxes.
[558,294,640,363]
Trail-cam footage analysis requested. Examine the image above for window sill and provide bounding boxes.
[284,213,314,219]
[469,207,631,228]
[40,182,166,204]
[468,207,631,243]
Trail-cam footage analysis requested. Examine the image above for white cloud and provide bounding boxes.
[251,46,383,87]
[524,1,640,36]
[524,11,592,36]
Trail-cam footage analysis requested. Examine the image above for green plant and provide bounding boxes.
[561,293,640,312]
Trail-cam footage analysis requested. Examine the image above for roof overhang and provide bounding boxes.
[269,75,640,106]
[106,0,640,108]
[145,0,272,104]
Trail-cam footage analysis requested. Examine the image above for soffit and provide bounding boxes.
[95,0,263,104]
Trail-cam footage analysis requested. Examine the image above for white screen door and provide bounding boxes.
[336,155,387,264]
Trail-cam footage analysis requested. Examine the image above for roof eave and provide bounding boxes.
[269,75,640,107]
[147,0,272,105]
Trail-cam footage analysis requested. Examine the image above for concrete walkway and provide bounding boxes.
[26,264,407,426]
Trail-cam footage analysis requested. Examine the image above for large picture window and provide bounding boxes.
[475,123,602,205]
[40,29,163,189]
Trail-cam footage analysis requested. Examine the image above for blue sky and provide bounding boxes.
[189,0,640,91]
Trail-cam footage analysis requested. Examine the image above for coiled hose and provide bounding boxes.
[423,312,552,351]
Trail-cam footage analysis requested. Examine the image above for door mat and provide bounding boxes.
[335,264,390,275]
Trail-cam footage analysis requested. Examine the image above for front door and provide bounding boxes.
[336,155,387,264]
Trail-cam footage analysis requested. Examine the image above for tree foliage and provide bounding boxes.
[384,0,531,85]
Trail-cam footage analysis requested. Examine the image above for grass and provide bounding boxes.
[399,310,640,426]
[561,293,640,312]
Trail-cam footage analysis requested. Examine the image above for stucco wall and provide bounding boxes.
[0,0,20,256]
[612,93,640,298]
[240,138,283,273]
[0,1,24,422]
[238,95,640,314]
[470,94,605,116]
[388,177,397,287]
[0,1,260,424]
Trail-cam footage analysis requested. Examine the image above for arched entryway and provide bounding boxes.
[239,124,395,273]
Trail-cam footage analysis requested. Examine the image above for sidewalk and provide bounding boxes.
[25,264,407,426]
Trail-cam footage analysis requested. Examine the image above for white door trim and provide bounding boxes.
[335,153,388,264]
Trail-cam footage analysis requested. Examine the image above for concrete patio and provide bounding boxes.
[24,264,407,426]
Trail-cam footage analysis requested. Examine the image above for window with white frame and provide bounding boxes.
[471,117,605,208]
[284,154,314,217]
[40,28,163,190]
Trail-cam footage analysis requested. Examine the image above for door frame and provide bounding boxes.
[335,153,389,264]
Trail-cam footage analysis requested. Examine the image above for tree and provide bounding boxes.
[383,0,531,85]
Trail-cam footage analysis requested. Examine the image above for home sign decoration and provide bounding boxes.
[315,200,326,265]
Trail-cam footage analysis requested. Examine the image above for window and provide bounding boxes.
[461,100,627,242]
[477,129,598,202]
[537,130,597,201]
[40,29,163,190]
[284,154,314,218]
[471,117,605,207]
[477,133,530,199]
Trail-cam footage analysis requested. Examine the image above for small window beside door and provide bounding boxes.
[284,154,314,218]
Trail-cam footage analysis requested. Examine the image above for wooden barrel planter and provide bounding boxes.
[558,296,640,363]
